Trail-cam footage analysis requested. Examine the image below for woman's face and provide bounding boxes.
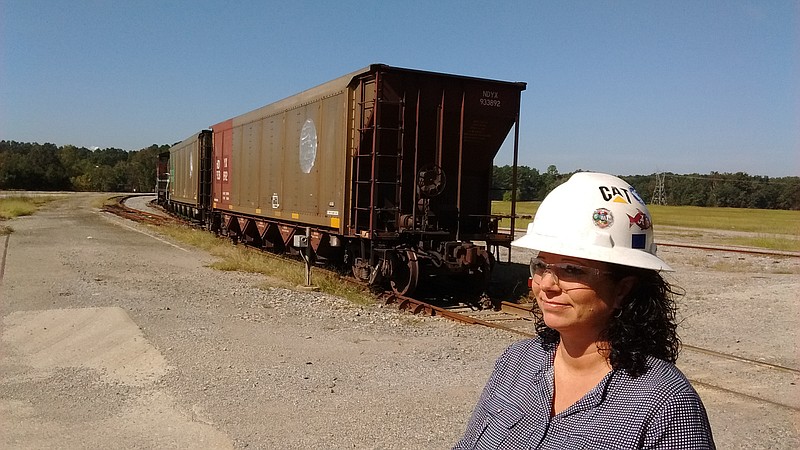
[530,252,624,338]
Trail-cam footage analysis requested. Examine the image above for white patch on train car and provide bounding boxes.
[299,119,318,174]
[326,210,339,216]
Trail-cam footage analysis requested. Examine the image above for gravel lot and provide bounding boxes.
[1,193,798,449]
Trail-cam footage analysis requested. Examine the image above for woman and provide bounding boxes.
[455,172,714,449]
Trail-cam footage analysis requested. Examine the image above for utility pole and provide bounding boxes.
[652,172,667,205]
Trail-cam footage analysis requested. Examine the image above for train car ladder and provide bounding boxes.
[351,73,405,238]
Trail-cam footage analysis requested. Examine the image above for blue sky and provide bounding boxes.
[1,1,797,177]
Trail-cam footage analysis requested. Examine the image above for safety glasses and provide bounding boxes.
[529,257,612,288]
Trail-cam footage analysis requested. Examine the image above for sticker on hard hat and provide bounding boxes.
[593,208,614,228]
[627,209,652,230]
[629,187,645,205]
[598,185,643,205]
[599,186,632,203]
[631,234,647,249]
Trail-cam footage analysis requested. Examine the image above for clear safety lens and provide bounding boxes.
[529,258,611,286]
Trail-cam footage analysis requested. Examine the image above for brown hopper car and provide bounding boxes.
[159,64,526,295]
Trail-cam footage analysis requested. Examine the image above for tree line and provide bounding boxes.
[0,141,169,193]
[1,141,797,210]
[493,165,799,210]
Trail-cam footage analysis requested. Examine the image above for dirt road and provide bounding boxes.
[1,193,798,449]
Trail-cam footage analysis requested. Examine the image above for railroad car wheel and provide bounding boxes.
[389,250,419,296]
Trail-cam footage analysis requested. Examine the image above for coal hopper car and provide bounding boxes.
[161,64,526,295]
[159,130,213,224]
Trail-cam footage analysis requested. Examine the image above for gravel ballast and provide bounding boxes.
[1,193,797,449]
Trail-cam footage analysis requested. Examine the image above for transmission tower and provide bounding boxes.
[652,172,667,205]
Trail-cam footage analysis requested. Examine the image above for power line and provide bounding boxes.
[652,172,667,205]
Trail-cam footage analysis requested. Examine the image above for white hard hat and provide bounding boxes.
[511,172,672,271]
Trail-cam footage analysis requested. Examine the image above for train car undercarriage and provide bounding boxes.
[166,206,495,297]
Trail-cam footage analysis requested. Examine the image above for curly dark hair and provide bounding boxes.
[534,265,682,378]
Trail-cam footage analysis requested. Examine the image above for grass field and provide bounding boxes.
[156,224,375,305]
[0,196,58,235]
[0,196,53,219]
[492,201,800,252]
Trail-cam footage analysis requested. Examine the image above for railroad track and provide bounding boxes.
[103,194,178,226]
[381,290,800,380]
[657,241,800,258]
[380,292,536,337]
[385,291,800,411]
[115,195,800,411]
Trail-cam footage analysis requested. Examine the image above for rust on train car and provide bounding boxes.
[348,65,525,243]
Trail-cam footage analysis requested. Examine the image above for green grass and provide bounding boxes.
[719,235,800,252]
[0,196,59,235]
[647,205,799,235]
[650,206,799,252]
[491,201,540,230]
[492,201,800,251]
[155,224,376,305]
[0,196,54,219]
